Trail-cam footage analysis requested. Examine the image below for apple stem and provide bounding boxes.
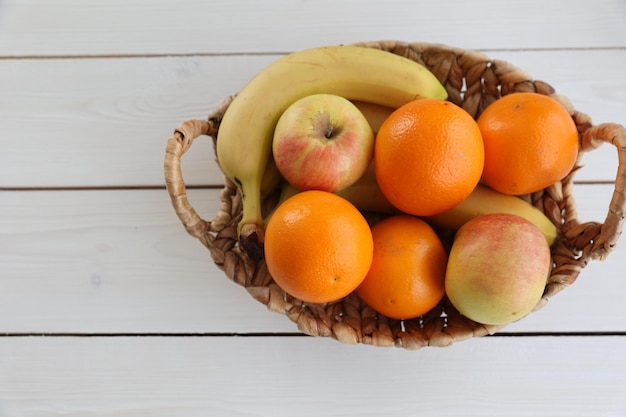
[324,125,334,139]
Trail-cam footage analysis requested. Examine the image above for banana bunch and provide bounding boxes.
[215,45,448,257]
[215,44,559,258]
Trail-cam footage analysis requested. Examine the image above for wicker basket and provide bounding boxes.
[164,40,626,349]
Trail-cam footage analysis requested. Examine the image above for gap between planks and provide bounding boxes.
[1,332,626,338]
[0,180,616,192]
[1,46,625,60]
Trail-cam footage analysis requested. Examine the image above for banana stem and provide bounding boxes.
[238,179,266,262]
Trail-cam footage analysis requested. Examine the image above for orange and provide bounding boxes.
[264,190,373,304]
[477,92,579,195]
[374,99,484,217]
[356,215,447,320]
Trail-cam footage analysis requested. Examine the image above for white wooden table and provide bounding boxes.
[1,1,626,415]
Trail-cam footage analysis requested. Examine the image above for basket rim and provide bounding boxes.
[164,40,626,350]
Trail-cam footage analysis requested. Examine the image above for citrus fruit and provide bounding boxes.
[374,99,484,216]
[476,92,579,195]
[264,190,374,304]
[355,215,447,320]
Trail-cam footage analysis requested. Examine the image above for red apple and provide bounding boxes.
[445,213,552,325]
[272,94,375,193]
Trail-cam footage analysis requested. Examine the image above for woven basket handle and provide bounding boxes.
[578,122,626,260]
[164,119,214,243]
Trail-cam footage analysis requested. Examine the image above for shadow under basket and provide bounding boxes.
[164,40,626,350]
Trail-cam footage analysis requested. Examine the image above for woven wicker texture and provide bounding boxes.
[164,41,626,349]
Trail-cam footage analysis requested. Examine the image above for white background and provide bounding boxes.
[1,1,626,416]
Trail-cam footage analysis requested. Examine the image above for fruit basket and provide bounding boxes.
[164,40,626,349]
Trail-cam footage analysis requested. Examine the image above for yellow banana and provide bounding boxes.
[259,155,283,200]
[351,100,396,134]
[425,184,559,245]
[272,172,557,246]
[266,162,397,224]
[336,171,558,248]
[215,45,448,251]
[334,161,398,214]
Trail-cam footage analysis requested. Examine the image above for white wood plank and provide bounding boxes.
[0,335,625,416]
[0,55,274,188]
[0,189,293,334]
[1,186,624,334]
[2,0,623,412]
[1,0,625,57]
[1,50,625,188]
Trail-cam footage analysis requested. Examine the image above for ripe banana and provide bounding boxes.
[334,161,398,214]
[425,184,559,246]
[272,171,557,246]
[273,161,398,215]
[215,45,448,254]
[259,155,283,200]
[351,100,396,134]
[266,163,397,225]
